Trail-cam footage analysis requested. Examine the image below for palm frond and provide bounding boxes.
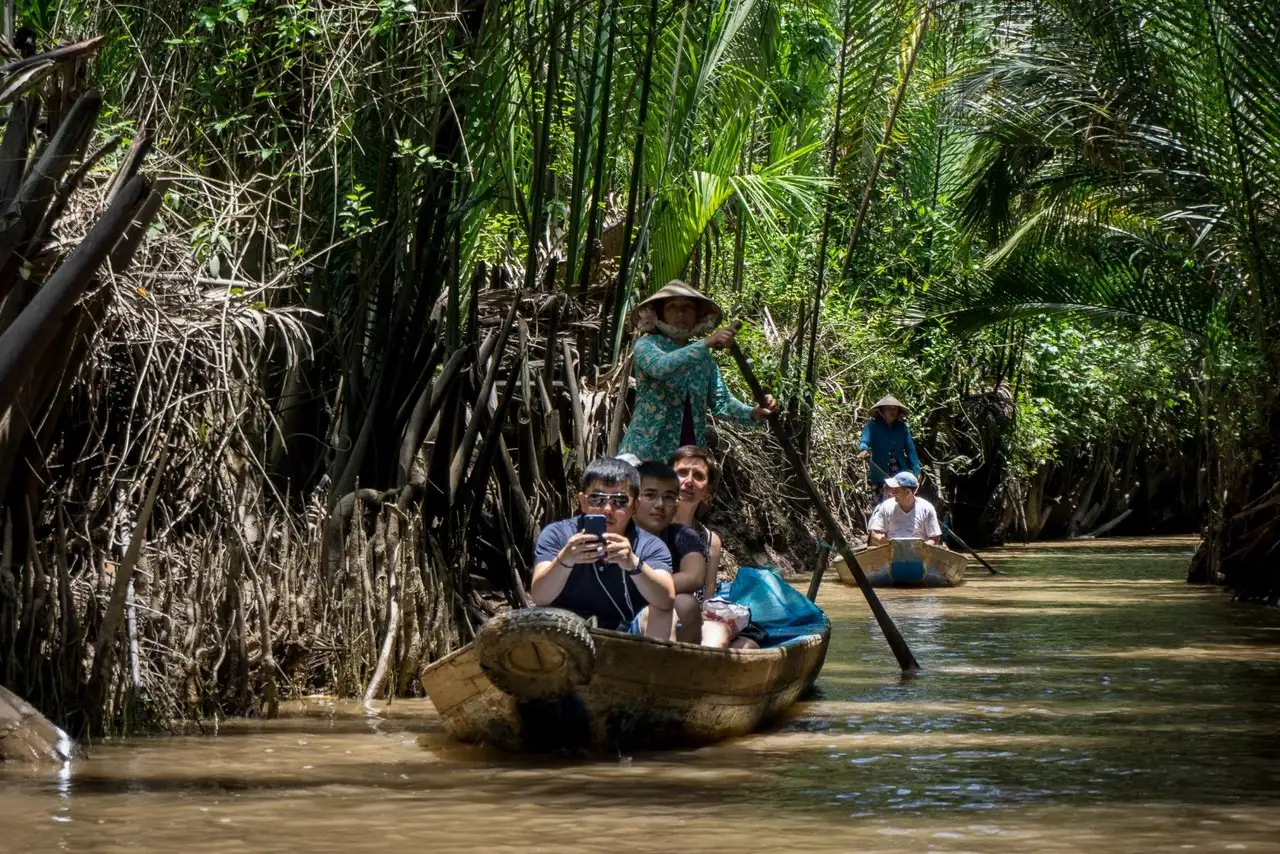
[938,0,1280,344]
[647,115,825,287]
[914,248,1216,340]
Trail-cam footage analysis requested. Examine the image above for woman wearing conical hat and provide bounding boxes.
[618,281,777,464]
[858,395,922,503]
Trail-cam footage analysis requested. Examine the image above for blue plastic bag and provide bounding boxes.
[727,567,829,646]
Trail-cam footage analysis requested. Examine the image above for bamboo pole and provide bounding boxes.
[945,529,1000,576]
[727,330,919,673]
[806,541,831,602]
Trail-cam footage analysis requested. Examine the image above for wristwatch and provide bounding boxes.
[625,561,644,576]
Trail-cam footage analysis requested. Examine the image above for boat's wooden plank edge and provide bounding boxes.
[422,632,829,714]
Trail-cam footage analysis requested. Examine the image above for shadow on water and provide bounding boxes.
[4,539,1280,853]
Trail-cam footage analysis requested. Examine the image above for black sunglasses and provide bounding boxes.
[585,492,631,509]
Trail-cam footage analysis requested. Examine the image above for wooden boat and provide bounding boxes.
[419,608,830,753]
[833,538,967,587]
[0,685,75,762]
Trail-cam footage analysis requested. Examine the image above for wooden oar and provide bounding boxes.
[806,541,831,603]
[726,330,920,674]
[944,528,1001,575]
[862,456,999,575]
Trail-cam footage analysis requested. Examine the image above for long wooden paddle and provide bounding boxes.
[805,542,831,603]
[863,456,999,576]
[726,328,920,674]
[944,528,1001,576]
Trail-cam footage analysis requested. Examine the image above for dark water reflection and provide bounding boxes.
[4,539,1280,852]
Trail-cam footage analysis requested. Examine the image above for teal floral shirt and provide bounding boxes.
[618,334,758,463]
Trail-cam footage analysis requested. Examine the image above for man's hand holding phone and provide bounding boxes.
[556,532,604,568]
[603,534,638,572]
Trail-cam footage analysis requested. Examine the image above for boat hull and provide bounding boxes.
[834,539,967,587]
[419,627,830,752]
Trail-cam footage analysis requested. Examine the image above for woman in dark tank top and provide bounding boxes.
[670,446,723,601]
[659,522,706,572]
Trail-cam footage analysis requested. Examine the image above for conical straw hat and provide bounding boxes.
[633,280,722,334]
[872,395,909,414]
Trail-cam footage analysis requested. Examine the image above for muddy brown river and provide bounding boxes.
[4,539,1280,853]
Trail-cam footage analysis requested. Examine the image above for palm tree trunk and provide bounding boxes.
[601,0,661,363]
[576,6,618,303]
[799,0,857,460]
[837,0,933,284]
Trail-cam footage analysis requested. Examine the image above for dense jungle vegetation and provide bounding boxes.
[0,0,1276,732]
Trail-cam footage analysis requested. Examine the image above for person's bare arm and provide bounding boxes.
[530,532,599,605]
[672,551,707,595]
[704,532,723,599]
[867,504,889,546]
[604,534,675,607]
[923,509,942,545]
[530,561,570,605]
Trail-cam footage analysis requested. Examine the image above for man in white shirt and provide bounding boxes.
[867,472,942,546]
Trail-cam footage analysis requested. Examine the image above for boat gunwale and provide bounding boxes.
[840,538,967,586]
[588,623,830,656]
[420,619,831,680]
[420,629,832,716]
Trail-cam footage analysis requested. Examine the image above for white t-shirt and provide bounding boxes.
[869,496,942,541]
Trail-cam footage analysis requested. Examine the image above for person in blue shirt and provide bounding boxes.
[858,395,922,503]
[531,457,676,638]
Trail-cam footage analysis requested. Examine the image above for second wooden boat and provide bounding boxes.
[833,538,967,587]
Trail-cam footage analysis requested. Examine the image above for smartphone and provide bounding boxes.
[578,514,608,569]
[578,514,607,537]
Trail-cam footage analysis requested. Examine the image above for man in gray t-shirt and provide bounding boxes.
[530,458,676,637]
[868,472,942,546]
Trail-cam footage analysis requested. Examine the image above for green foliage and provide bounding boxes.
[337,183,377,240]
[57,0,1243,535]
[918,0,1280,349]
[473,212,527,270]
[1007,322,1199,476]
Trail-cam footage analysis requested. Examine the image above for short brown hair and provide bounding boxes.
[669,445,719,494]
